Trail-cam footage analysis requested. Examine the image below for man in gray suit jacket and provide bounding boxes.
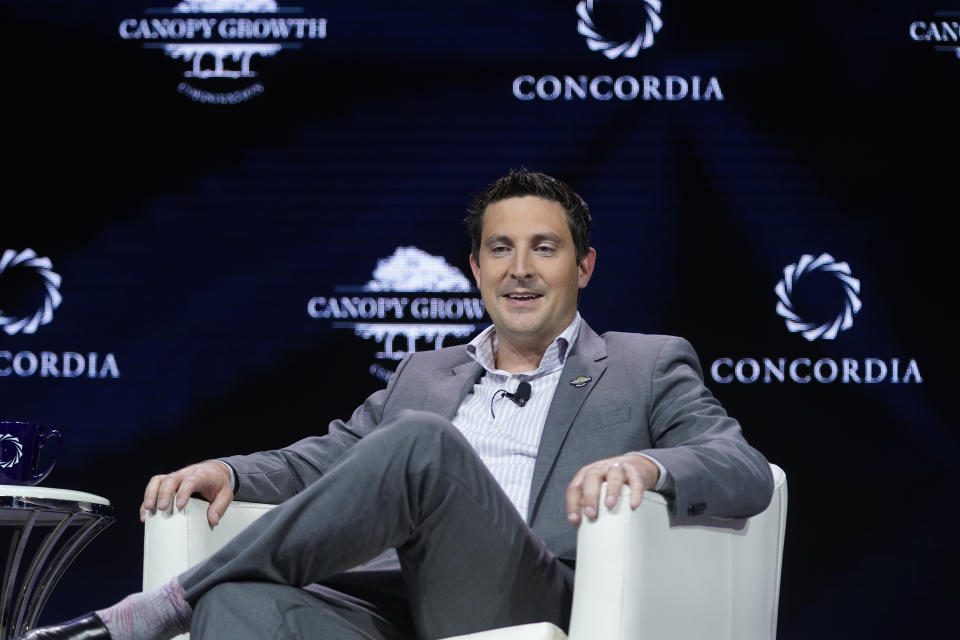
[21,170,773,640]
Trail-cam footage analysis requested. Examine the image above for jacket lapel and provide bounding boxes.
[526,322,607,522]
[420,355,484,420]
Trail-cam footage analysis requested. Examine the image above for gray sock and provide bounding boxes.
[96,579,192,640]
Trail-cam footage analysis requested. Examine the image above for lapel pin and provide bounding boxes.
[569,375,592,388]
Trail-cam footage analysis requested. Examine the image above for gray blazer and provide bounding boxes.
[224,321,774,562]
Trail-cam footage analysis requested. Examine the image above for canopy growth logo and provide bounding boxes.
[577,0,662,58]
[710,254,922,386]
[118,1,328,104]
[0,248,120,380]
[909,10,960,60]
[513,0,722,102]
[307,247,486,381]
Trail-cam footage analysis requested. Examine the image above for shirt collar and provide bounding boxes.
[466,312,582,376]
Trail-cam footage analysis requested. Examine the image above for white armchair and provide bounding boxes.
[144,464,786,640]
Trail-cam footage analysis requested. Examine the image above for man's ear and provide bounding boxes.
[578,247,597,289]
[469,253,480,284]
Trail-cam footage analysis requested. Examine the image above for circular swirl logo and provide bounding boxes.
[0,248,63,336]
[775,253,861,341]
[0,434,24,468]
[576,0,663,59]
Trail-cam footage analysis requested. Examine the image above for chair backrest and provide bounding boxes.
[568,464,787,640]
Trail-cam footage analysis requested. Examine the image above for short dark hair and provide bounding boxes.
[465,169,592,263]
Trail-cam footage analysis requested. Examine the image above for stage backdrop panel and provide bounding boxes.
[0,1,955,636]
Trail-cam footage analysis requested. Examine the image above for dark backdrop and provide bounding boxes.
[1,1,956,637]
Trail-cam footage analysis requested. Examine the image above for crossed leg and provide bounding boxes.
[180,410,574,639]
[191,577,415,640]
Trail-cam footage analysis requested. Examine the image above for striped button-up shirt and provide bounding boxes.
[450,314,582,521]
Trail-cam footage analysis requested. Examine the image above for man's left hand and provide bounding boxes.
[566,454,660,525]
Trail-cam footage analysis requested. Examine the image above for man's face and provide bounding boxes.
[470,196,595,350]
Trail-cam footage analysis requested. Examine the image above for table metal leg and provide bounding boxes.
[0,496,114,640]
[25,517,115,631]
[0,512,39,640]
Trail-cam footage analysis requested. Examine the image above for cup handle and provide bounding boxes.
[33,428,62,484]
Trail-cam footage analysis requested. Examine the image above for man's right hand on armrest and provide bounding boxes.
[139,460,234,527]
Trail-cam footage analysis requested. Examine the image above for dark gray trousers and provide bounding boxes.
[179,410,575,639]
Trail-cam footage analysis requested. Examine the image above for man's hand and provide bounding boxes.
[566,454,660,525]
[140,461,234,527]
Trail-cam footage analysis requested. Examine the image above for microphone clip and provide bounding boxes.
[490,381,532,419]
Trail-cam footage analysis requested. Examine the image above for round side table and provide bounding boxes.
[0,486,114,640]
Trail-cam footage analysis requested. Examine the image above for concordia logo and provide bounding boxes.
[909,10,960,60]
[0,249,61,336]
[118,1,328,104]
[774,253,861,341]
[0,249,120,380]
[0,434,23,469]
[710,253,922,386]
[513,0,723,102]
[307,247,486,382]
[577,0,662,59]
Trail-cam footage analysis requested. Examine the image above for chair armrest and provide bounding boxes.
[440,622,567,640]
[143,497,275,591]
[568,463,787,640]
